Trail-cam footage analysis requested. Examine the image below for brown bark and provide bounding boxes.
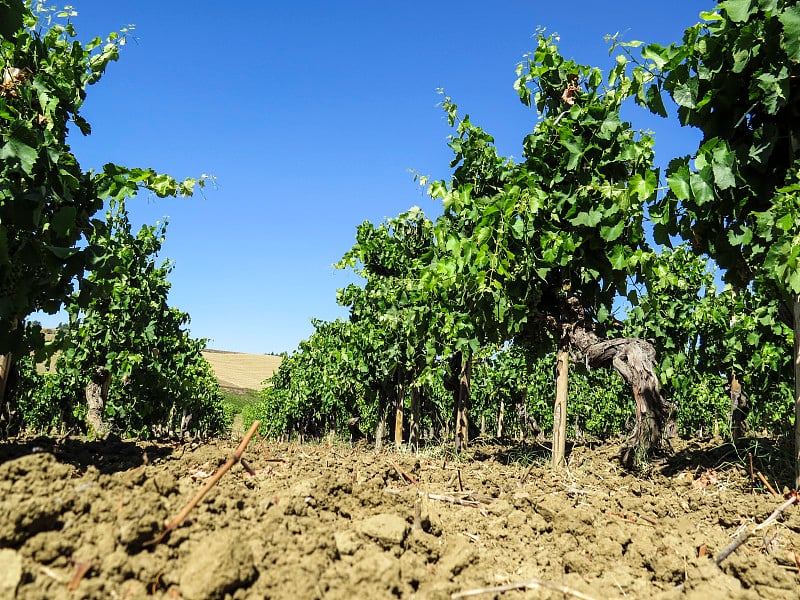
[394,379,405,450]
[0,353,11,403]
[552,340,569,469]
[0,353,13,437]
[409,385,421,451]
[793,296,800,489]
[454,357,471,453]
[569,327,673,469]
[728,372,748,443]
[374,386,388,451]
[85,366,111,438]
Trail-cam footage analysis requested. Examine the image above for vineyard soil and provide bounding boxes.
[0,436,798,599]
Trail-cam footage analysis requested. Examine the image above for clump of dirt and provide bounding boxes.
[0,435,798,599]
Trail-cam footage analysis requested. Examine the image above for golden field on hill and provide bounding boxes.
[201,350,282,391]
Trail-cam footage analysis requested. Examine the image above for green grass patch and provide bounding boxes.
[221,388,261,436]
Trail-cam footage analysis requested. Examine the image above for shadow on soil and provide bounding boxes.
[659,434,795,490]
[0,435,174,474]
[454,434,795,490]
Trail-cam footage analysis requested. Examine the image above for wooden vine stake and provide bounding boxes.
[552,333,569,469]
[145,420,261,546]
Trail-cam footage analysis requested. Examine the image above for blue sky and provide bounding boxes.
[36,1,708,353]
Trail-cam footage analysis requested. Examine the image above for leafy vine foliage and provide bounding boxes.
[248,7,800,474]
[0,1,204,351]
[618,0,800,482]
[246,34,673,465]
[0,2,221,438]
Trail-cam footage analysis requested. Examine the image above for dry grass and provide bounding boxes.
[201,350,282,392]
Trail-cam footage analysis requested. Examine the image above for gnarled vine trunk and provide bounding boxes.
[85,366,111,438]
[447,353,472,454]
[569,327,673,469]
[374,384,390,451]
[0,353,14,438]
[409,385,421,451]
[793,295,800,489]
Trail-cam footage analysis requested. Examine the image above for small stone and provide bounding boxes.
[0,548,22,599]
[180,531,257,600]
[358,514,409,547]
[334,530,363,556]
[438,537,475,576]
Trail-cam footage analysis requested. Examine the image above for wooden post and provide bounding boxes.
[375,387,387,451]
[394,379,405,450]
[454,356,471,453]
[552,340,569,469]
[497,399,504,438]
[409,385,420,451]
[793,295,800,489]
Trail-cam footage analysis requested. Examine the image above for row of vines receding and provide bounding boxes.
[1,1,799,484]
[0,1,224,440]
[245,1,800,484]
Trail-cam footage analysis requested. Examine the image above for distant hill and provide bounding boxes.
[38,329,282,392]
[201,350,282,392]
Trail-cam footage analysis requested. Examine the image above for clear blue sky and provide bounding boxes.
[35,1,708,353]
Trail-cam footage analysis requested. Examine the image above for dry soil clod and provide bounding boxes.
[145,420,261,547]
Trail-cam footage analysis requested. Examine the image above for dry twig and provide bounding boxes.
[756,471,778,496]
[451,577,597,599]
[240,457,257,476]
[67,561,93,591]
[715,493,799,565]
[144,420,260,547]
[388,458,419,486]
[606,511,658,527]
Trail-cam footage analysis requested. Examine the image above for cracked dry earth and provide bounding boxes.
[0,435,798,600]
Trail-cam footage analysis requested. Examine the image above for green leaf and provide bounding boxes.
[672,79,698,109]
[788,264,800,293]
[653,222,671,246]
[776,212,795,231]
[689,170,715,205]
[560,136,583,170]
[667,163,692,200]
[779,5,800,61]
[645,84,668,117]
[600,220,625,242]
[1,136,38,175]
[711,145,736,189]
[721,0,754,22]
[608,245,628,270]
[641,44,669,70]
[630,170,657,200]
[727,225,753,246]
[596,305,609,323]
[51,206,77,236]
[570,209,603,227]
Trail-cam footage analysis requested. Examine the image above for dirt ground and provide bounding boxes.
[0,434,798,600]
